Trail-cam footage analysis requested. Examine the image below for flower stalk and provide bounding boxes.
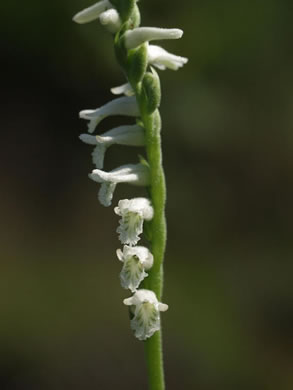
[73,1,187,389]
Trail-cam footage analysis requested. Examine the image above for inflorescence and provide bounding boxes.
[73,0,187,341]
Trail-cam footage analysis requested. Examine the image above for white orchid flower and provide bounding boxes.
[117,245,154,292]
[148,45,188,71]
[79,96,140,134]
[89,164,150,207]
[114,197,154,245]
[123,289,168,341]
[79,124,145,169]
[99,8,121,33]
[73,0,113,24]
[123,27,183,50]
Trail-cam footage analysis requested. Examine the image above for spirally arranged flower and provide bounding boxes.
[89,164,150,207]
[114,197,154,245]
[79,124,145,169]
[73,0,187,347]
[117,245,154,292]
[124,289,168,341]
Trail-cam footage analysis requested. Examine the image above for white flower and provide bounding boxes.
[73,0,113,24]
[123,289,168,341]
[123,27,183,50]
[79,124,145,169]
[89,164,150,207]
[110,83,134,96]
[148,45,188,71]
[114,197,154,245]
[99,9,121,33]
[79,96,140,134]
[117,245,154,292]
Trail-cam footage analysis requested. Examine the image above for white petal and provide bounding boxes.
[79,96,140,133]
[124,27,183,50]
[116,248,124,262]
[115,197,154,220]
[73,0,112,24]
[148,45,188,71]
[158,303,169,312]
[123,296,135,306]
[99,9,121,33]
[96,124,145,146]
[111,83,134,96]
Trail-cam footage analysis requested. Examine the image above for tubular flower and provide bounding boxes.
[73,0,113,24]
[79,124,145,169]
[89,164,150,207]
[123,27,183,50]
[117,245,154,292]
[79,96,140,133]
[148,45,188,71]
[114,197,154,245]
[123,289,168,341]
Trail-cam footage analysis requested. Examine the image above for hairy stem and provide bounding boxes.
[141,108,167,390]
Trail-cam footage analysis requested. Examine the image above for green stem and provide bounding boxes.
[142,109,167,390]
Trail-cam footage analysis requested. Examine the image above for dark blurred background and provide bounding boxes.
[1,0,293,389]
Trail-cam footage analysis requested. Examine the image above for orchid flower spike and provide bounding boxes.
[124,289,168,341]
[148,45,188,71]
[99,8,121,33]
[117,245,154,292]
[79,124,145,169]
[73,0,113,24]
[123,27,183,50]
[114,197,154,245]
[79,96,140,134]
[89,164,150,207]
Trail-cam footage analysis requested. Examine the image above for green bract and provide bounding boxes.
[140,68,161,115]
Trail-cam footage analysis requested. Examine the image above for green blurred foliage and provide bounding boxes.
[0,0,293,389]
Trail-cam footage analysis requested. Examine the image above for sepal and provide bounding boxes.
[127,43,148,85]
